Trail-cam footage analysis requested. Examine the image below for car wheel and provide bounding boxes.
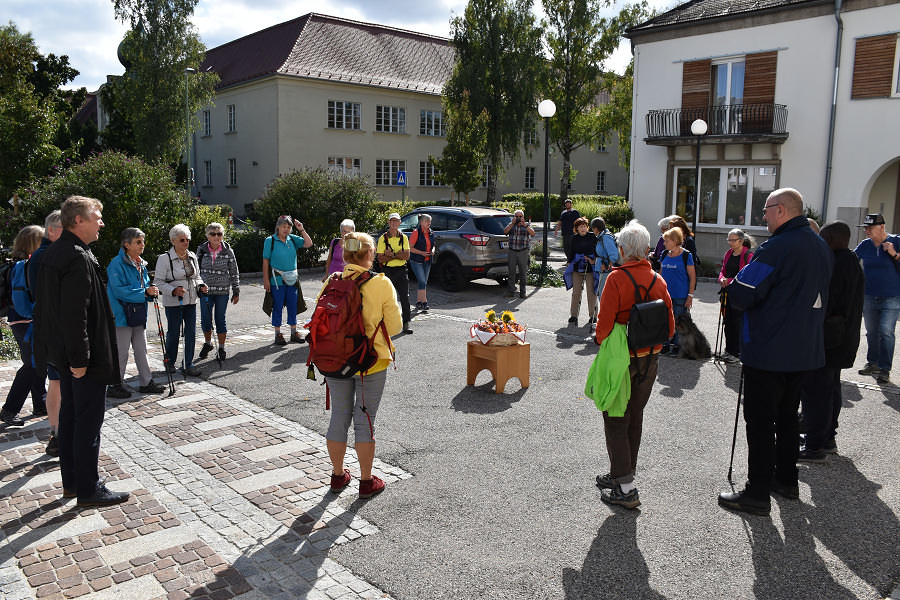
[437,257,465,292]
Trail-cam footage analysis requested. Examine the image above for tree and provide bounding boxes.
[542,0,648,200]
[445,0,544,203]
[430,91,489,205]
[597,62,635,173]
[106,0,217,164]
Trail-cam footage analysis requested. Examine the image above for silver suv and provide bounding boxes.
[386,206,516,292]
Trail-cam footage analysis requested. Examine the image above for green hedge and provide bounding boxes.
[499,193,626,226]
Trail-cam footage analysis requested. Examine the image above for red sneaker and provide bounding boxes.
[359,475,385,499]
[330,469,352,493]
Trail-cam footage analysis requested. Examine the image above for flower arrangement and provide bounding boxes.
[471,310,527,345]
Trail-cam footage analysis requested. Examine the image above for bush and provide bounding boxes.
[8,151,229,266]
[0,327,19,360]
[527,261,564,287]
[499,193,625,224]
[597,203,635,233]
[253,169,383,268]
[227,227,269,274]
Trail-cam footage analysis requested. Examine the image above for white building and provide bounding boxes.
[626,0,900,258]
[194,13,627,216]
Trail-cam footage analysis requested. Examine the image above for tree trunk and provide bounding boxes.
[558,158,571,203]
[486,173,497,205]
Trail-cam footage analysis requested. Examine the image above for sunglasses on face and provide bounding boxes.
[208,232,223,237]
[177,238,190,243]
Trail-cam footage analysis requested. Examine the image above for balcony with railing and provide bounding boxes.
[644,103,789,145]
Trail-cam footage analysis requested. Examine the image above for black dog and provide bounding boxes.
[674,313,712,360]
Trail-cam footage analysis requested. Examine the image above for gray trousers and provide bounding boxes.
[116,326,153,387]
[325,369,387,443]
[507,249,530,294]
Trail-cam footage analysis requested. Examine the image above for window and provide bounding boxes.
[596,171,606,192]
[673,165,777,228]
[375,159,406,186]
[420,161,443,186]
[376,105,406,133]
[328,157,361,176]
[328,100,361,130]
[227,159,236,186]
[851,34,899,98]
[524,129,537,145]
[226,105,236,133]
[420,110,445,136]
[525,167,535,190]
[710,58,745,134]
[895,35,900,96]
[202,111,211,136]
[203,161,212,186]
[598,136,607,153]
[567,180,573,191]
[481,164,493,187]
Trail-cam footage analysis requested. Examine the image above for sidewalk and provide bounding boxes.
[0,351,410,600]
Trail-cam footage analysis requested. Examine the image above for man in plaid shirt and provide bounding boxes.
[503,210,535,298]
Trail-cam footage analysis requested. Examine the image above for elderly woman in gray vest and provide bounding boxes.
[197,222,240,361]
[154,224,207,377]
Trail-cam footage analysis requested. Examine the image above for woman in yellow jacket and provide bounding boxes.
[324,232,402,499]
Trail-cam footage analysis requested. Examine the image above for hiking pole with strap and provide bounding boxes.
[152,297,176,397]
[177,295,186,381]
[727,366,744,483]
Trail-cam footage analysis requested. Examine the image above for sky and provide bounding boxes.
[6,0,675,92]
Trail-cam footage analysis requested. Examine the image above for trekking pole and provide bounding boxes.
[727,366,744,483]
[152,297,175,397]
[178,295,186,381]
[714,288,725,361]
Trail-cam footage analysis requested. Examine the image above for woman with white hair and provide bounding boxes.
[324,219,355,280]
[154,224,208,377]
[593,220,674,509]
[262,215,312,345]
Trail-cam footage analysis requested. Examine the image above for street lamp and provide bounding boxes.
[690,118,707,236]
[538,99,556,286]
[184,67,196,195]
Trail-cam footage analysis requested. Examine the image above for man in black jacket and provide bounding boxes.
[718,188,832,516]
[798,221,864,462]
[33,196,127,507]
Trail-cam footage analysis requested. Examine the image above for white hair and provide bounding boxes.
[340,218,356,232]
[658,216,674,231]
[617,220,652,261]
[169,223,191,242]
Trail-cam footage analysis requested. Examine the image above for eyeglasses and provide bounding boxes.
[207,232,223,237]
[727,238,741,243]
[762,204,781,214]
[177,238,190,242]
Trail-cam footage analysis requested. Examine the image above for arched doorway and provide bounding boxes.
[863,158,900,232]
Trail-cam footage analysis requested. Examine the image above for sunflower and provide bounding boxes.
[484,310,498,323]
[500,310,515,324]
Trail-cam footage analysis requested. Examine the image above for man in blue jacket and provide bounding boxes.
[718,188,832,516]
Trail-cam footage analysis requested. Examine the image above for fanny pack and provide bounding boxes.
[274,268,298,286]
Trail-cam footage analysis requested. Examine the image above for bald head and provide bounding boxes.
[764,187,804,233]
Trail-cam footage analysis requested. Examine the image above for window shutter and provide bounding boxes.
[744,51,777,104]
[851,35,896,99]
[681,60,710,134]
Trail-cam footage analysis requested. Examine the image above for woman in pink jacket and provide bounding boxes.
[717,229,754,363]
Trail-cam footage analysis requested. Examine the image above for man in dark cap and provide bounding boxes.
[854,214,900,384]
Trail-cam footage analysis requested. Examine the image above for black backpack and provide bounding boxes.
[620,268,670,381]
[0,260,15,319]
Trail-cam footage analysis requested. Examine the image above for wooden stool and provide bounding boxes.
[466,340,530,394]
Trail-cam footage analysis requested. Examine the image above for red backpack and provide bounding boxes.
[305,270,390,379]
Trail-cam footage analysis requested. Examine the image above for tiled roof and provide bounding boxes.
[627,0,824,35]
[202,13,455,95]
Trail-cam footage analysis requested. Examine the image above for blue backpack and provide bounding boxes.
[10,259,33,320]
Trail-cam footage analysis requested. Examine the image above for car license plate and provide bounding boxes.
[500,241,509,249]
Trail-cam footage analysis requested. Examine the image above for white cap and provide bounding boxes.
[388,212,401,220]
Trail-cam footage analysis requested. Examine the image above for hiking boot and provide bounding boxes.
[875,369,891,384]
[422,302,429,313]
[823,437,838,454]
[359,475,386,499]
[718,490,770,516]
[45,435,59,457]
[198,342,214,359]
[600,485,641,509]
[595,473,616,490]
[32,405,48,417]
[77,485,129,507]
[106,384,132,399]
[165,364,178,374]
[139,381,166,394]
[415,302,424,311]
[520,292,526,299]
[217,348,226,361]
[770,479,800,500]
[330,469,352,493]
[858,363,879,375]
[403,321,413,334]
[798,447,827,463]
[568,316,577,323]
[65,476,106,498]
[290,331,305,344]
[182,366,202,377]
[275,333,287,346]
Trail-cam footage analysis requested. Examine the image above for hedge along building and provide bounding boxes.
[193,13,628,217]
[625,0,900,260]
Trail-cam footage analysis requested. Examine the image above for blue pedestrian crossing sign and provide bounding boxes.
[396,171,407,186]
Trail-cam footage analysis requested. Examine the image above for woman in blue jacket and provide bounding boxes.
[106,228,165,398]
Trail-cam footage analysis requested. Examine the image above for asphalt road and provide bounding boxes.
[176,267,900,600]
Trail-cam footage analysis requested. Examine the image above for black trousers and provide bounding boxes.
[742,366,804,500]
[383,265,411,324]
[723,305,743,357]
[1,322,46,415]
[57,369,106,498]
[800,366,842,450]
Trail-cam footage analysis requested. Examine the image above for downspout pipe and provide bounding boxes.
[822,0,844,219]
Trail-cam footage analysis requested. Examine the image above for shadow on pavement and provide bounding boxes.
[450,381,526,414]
[562,510,668,600]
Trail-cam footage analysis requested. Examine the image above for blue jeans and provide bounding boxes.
[200,295,229,333]
[863,295,900,370]
[165,304,197,369]
[410,261,431,291]
[270,283,298,327]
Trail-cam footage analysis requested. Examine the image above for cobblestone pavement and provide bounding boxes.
[0,354,411,600]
